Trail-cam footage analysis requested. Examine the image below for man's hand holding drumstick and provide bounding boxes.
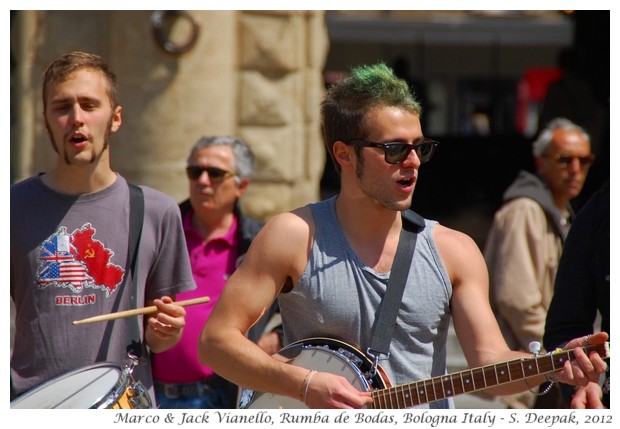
[144,296,185,353]
[73,296,210,354]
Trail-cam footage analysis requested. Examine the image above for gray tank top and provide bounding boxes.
[279,196,454,408]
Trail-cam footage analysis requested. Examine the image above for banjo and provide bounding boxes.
[238,337,610,409]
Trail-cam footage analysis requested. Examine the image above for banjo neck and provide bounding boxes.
[239,337,610,409]
[370,342,609,408]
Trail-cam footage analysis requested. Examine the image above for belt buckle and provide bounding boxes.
[163,383,180,399]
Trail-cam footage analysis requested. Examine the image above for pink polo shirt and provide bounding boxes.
[152,208,239,383]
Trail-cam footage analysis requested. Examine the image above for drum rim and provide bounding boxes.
[11,362,124,409]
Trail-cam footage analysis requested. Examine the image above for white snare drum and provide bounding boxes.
[11,362,152,409]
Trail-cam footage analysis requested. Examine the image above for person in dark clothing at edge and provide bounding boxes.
[544,181,610,408]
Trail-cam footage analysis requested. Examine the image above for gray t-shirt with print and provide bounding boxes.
[10,175,196,402]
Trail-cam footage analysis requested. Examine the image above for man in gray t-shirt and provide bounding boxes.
[10,51,195,407]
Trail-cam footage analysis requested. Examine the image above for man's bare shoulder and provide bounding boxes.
[266,205,314,230]
[256,205,315,251]
[432,223,487,290]
[432,223,481,256]
[244,205,315,286]
[433,222,475,243]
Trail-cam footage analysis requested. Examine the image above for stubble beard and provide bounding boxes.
[356,157,413,212]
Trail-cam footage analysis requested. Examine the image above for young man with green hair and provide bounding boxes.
[199,63,608,409]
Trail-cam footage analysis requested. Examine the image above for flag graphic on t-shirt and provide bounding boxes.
[37,224,125,297]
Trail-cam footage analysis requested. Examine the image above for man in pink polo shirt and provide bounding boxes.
[152,136,281,408]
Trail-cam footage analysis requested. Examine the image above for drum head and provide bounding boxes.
[11,363,123,409]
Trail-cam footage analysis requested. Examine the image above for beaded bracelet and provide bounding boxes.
[525,341,556,396]
[524,375,555,396]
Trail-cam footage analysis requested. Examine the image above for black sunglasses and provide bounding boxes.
[347,138,439,164]
[186,166,236,182]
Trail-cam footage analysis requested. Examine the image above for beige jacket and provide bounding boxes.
[484,197,563,352]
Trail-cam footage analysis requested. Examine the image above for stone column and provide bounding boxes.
[237,11,328,218]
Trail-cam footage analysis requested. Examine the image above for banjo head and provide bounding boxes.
[238,337,387,409]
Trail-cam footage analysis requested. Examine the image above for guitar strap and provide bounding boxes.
[367,209,423,373]
[126,183,145,359]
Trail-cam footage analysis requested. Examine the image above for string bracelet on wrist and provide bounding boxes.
[302,370,317,404]
[299,369,317,403]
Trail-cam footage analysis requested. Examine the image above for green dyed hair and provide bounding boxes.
[321,62,422,173]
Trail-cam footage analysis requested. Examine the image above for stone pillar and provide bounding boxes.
[237,11,328,218]
[12,10,328,220]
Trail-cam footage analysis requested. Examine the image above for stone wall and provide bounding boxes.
[237,11,328,218]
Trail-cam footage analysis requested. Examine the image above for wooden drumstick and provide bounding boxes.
[72,296,210,325]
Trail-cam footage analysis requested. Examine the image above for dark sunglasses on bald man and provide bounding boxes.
[186,166,236,182]
[346,138,439,164]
